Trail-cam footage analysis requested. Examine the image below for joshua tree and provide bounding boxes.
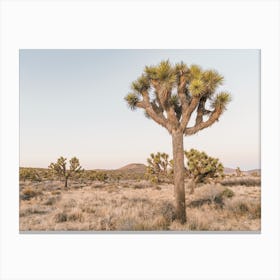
[146,152,170,182]
[49,156,83,188]
[124,60,231,223]
[185,149,224,193]
[235,166,242,177]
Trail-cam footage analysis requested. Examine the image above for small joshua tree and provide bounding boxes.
[125,60,231,223]
[49,156,83,188]
[235,167,242,177]
[185,149,224,193]
[146,152,171,183]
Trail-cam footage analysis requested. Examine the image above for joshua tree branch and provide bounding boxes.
[180,96,200,131]
[177,76,188,113]
[139,91,170,131]
[195,96,207,126]
[184,107,222,135]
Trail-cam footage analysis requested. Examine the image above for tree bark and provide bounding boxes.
[172,130,186,224]
[65,177,68,188]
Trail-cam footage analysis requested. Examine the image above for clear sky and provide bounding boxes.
[20,49,260,170]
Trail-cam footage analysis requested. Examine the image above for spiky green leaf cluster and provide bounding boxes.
[145,60,177,84]
[131,75,150,93]
[211,92,232,111]
[189,79,206,97]
[202,70,224,92]
[185,149,224,183]
[124,93,139,110]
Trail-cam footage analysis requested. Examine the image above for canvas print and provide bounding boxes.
[19,49,261,231]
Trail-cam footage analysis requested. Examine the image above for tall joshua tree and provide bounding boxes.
[124,60,231,223]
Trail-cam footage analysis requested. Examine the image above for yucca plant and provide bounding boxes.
[146,152,171,183]
[185,149,224,193]
[124,60,231,223]
[49,156,83,188]
[235,167,242,177]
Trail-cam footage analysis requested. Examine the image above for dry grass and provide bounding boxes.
[220,176,261,187]
[19,178,261,231]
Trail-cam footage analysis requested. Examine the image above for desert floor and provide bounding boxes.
[19,177,261,232]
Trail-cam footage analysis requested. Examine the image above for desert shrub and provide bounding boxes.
[67,209,84,222]
[251,172,260,177]
[89,171,109,182]
[19,168,41,182]
[224,198,261,218]
[51,190,61,195]
[248,202,261,219]
[188,184,231,208]
[186,214,211,231]
[20,188,42,200]
[221,177,261,186]
[185,149,224,184]
[63,198,77,209]
[20,206,49,217]
[221,188,235,198]
[43,196,60,206]
[98,216,115,230]
[53,212,68,223]
[131,181,153,189]
[158,202,176,223]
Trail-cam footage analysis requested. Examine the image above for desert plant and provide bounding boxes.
[185,149,224,193]
[146,152,171,183]
[19,168,41,182]
[220,177,261,186]
[95,171,109,183]
[125,60,231,223]
[235,167,242,177]
[48,156,83,188]
[20,188,42,200]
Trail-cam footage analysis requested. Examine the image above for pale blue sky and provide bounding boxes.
[20,49,260,170]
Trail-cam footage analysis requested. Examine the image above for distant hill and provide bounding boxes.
[224,167,261,175]
[246,169,261,175]
[224,167,236,174]
[117,163,147,174]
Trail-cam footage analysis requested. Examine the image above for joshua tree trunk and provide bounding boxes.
[172,130,186,224]
[64,177,68,188]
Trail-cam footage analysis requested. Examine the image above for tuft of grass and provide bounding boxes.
[20,188,42,200]
[51,190,61,195]
[43,196,60,206]
[20,206,49,217]
[68,209,84,222]
[63,198,77,209]
[225,198,261,219]
[158,201,176,224]
[221,188,235,198]
[53,212,68,223]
